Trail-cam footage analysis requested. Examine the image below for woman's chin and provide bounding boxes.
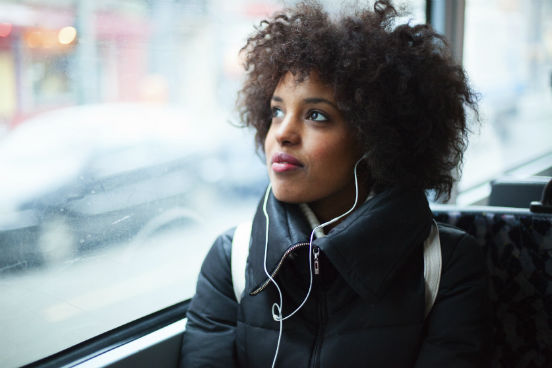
[271,187,308,204]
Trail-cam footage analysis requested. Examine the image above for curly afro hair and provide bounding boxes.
[238,0,478,199]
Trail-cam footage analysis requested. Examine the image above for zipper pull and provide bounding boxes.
[313,246,320,275]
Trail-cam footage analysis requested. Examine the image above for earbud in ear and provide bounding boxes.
[355,153,369,165]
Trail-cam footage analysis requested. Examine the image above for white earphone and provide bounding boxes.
[262,153,368,367]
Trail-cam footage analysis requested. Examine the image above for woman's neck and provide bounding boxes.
[308,183,369,231]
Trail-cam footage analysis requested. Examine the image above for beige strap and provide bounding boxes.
[423,220,442,317]
[231,221,252,302]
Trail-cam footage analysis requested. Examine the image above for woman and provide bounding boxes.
[181,1,490,367]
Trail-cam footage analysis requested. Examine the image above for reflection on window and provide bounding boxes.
[0,1,425,367]
[460,0,552,200]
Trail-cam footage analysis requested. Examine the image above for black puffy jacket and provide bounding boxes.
[181,188,491,367]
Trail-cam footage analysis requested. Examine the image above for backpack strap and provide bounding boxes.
[231,220,252,302]
[231,219,442,317]
[423,220,442,317]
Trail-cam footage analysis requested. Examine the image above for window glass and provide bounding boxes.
[459,0,552,202]
[0,1,424,366]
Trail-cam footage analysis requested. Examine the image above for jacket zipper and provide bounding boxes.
[250,241,310,295]
[310,245,325,368]
[313,246,320,275]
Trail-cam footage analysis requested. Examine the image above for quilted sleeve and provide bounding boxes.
[180,228,239,368]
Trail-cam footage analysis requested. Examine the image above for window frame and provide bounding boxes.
[22,301,189,368]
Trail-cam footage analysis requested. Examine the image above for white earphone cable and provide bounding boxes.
[262,156,365,367]
[261,183,283,368]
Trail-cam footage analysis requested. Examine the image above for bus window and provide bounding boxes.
[459,0,552,204]
[0,1,270,366]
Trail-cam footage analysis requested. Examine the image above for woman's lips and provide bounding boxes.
[271,152,304,173]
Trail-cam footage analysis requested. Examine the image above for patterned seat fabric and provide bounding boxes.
[433,209,552,368]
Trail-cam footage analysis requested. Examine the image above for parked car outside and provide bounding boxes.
[0,103,267,272]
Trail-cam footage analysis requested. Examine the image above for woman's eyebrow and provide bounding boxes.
[271,96,338,110]
[304,97,338,109]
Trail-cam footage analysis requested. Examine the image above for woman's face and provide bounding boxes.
[264,71,363,222]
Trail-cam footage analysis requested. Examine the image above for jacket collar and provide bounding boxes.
[247,186,432,301]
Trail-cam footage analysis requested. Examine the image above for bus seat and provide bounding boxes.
[530,177,552,214]
[489,176,550,208]
[432,204,552,367]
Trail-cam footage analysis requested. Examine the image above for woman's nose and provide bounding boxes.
[275,113,301,146]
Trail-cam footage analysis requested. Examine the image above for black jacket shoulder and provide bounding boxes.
[414,222,491,367]
[180,228,238,368]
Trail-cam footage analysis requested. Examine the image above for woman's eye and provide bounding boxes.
[271,107,284,119]
[307,110,328,122]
